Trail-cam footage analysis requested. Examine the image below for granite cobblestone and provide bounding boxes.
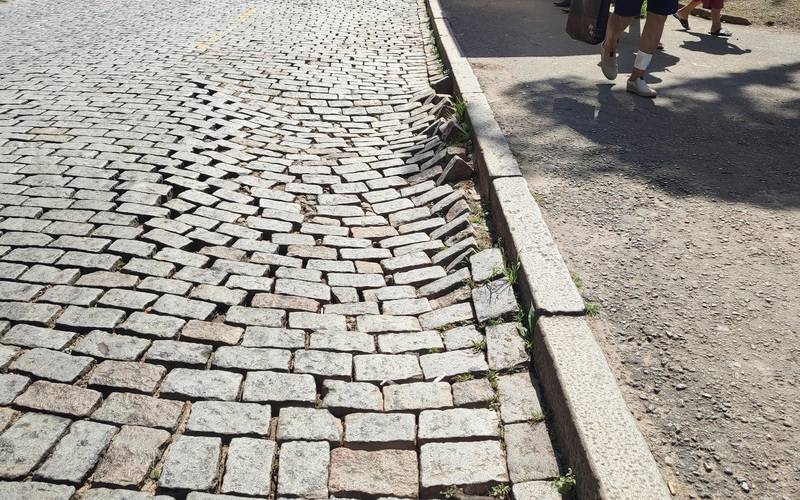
[0,0,560,495]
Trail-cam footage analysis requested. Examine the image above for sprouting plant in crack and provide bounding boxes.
[585,302,601,316]
[489,393,501,411]
[148,465,161,481]
[502,258,521,285]
[452,98,466,122]
[441,485,460,498]
[489,483,511,499]
[571,272,584,289]
[453,372,474,383]
[529,409,545,424]
[520,307,536,353]
[469,337,486,353]
[554,468,577,494]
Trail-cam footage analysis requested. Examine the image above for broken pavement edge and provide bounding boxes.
[423,1,672,498]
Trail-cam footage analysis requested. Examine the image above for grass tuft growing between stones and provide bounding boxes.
[585,302,601,316]
[554,468,577,494]
[489,483,511,498]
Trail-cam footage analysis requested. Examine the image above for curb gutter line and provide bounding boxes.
[423,1,672,498]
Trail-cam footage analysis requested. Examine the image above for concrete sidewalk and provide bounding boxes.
[440,0,800,498]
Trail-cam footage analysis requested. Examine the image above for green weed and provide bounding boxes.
[489,483,511,499]
[554,468,577,494]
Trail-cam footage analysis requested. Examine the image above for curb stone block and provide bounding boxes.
[490,176,585,314]
[533,316,671,499]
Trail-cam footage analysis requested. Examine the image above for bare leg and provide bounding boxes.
[710,8,722,31]
[677,0,701,20]
[630,13,667,81]
[604,13,633,55]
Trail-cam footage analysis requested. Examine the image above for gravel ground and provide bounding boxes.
[724,0,800,30]
[441,0,800,498]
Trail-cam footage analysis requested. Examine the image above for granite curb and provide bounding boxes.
[424,0,671,498]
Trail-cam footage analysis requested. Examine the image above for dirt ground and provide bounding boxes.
[441,0,800,498]
[724,0,800,30]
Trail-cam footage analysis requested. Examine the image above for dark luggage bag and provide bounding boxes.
[566,0,612,45]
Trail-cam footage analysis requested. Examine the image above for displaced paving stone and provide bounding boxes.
[0,412,71,479]
[34,420,117,484]
[383,382,453,411]
[92,392,184,430]
[497,371,543,424]
[160,369,242,401]
[472,279,518,323]
[14,381,101,417]
[419,441,509,492]
[91,425,171,488]
[418,302,474,330]
[419,350,489,380]
[277,407,342,443]
[187,401,271,436]
[159,435,221,491]
[152,295,215,321]
[329,448,419,497]
[486,322,529,370]
[469,248,504,282]
[504,422,560,482]
[221,437,276,496]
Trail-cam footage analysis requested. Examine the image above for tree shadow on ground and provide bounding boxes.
[501,62,800,208]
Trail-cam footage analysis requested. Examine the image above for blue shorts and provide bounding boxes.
[615,0,678,16]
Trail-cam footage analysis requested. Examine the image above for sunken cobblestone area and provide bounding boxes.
[0,0,560,498]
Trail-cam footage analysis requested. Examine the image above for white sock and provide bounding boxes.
[633,51,653,73]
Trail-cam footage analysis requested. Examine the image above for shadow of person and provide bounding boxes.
[680,33,752,55]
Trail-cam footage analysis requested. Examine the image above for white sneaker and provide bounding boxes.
[599,42,618,80]
[626,78,657,98]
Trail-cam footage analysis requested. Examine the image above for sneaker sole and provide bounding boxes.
[626,87,657,98]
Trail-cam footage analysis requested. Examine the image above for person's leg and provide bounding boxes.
[630,12,667,82]
[604,13,633,56]
[676,0,701,20]
[710,8,722,31]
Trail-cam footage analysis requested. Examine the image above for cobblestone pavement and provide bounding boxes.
[0,0,562,498]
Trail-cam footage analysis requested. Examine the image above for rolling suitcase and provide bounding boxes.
[566,0,612,45]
